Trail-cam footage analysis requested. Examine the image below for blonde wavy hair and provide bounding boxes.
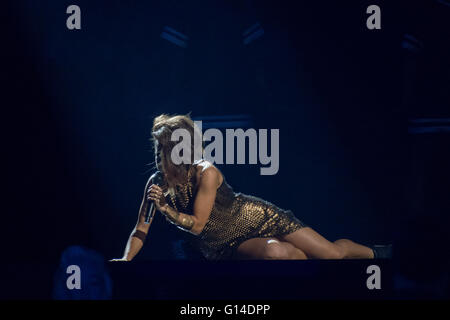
[151,113,202,188]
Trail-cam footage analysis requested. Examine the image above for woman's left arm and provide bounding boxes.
[148,166,221,235]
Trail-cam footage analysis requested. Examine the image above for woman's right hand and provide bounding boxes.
[147,184,167,212]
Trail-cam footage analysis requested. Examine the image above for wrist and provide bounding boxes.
[160,204,169,213]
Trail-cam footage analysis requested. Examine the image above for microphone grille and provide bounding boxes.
[153,171,164,185]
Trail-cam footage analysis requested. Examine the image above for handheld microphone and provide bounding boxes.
[145,171,164,224]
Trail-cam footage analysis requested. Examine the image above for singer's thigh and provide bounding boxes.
[235,237,306,259]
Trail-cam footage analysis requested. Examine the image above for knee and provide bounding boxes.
[325,248,345,259]
[321,242,346,259]
[262,241,290,260]
[327,239,352,259]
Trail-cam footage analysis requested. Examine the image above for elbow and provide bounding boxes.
[191,219,206,236]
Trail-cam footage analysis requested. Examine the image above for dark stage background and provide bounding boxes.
[1,0,449,299]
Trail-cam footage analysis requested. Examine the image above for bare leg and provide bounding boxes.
[280,227,374,259]
[333,239,375,259]
[235,237,308,260]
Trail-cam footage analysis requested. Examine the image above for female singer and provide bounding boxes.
[113,114,391,261]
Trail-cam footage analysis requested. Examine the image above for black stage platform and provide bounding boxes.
[5,258,448,300]
[107,260,393,300]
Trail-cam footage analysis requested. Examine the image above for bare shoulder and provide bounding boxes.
[194,160,223,189]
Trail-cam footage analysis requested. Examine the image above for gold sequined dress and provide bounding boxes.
[165,173,308,260]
